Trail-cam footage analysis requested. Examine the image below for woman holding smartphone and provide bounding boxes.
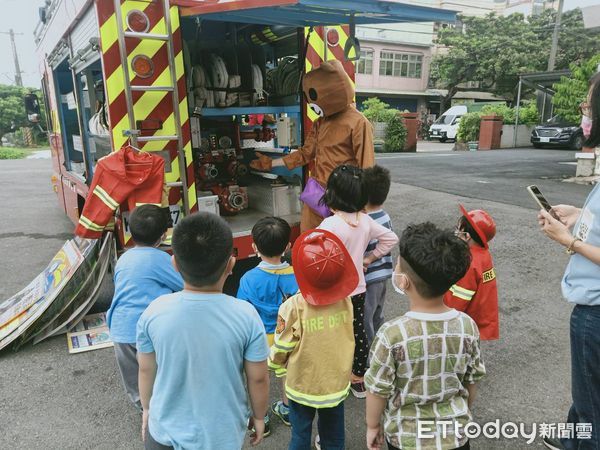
[539,73,600,450]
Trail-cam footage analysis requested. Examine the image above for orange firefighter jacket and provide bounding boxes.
[75,146,165,239]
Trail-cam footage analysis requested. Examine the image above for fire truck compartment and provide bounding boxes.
[181,17,304,237]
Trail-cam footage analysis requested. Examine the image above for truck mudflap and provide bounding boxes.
[0,234,115,352]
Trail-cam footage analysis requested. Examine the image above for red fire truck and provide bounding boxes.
[32,0,454,260]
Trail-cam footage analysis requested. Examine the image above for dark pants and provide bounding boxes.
[364,279,387,345]
[388,440,470,450]
[114,342,142,411]
[145,430,173,450]
[351,293,369,377]
[561,305,600,450]
[288,400,344,450]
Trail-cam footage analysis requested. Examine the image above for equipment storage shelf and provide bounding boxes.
[227,209,300,238]
[199,105,301,117]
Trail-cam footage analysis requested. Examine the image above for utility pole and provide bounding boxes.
[0,29,24,86]
[547,0,564,72]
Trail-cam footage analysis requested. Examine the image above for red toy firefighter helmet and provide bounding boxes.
[459,204,496,248]
[292,229,358,306]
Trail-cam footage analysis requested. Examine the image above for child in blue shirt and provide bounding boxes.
[238,216,298,432]
[137,212,270,449]
[106,204,183,411]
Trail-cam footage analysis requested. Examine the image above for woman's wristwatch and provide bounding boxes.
[566,237,582,255]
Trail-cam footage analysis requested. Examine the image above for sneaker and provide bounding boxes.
[350,382,367,399]
[263,415,271,438]
[314,434,321,450]
[270,400,291,426]
[543,437,564,450]
[249,415,271,438]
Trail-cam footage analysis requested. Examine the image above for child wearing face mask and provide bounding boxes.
[365,222,485,450]
[444,205,499,340]
[238,216,299,434]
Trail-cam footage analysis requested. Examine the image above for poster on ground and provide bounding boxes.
[67,327,113,354]
[0,240,84,341]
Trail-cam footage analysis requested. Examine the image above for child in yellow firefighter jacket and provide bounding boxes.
[268,229,358,450]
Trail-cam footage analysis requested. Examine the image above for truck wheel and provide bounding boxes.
[439,136,447,143]
[533,143,543,148]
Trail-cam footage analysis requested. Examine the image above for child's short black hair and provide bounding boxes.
[321,165,367,213]
[459,216,484,247]
[363,165,391,206]
[129,204,169,246]
[172,212,233,287]
[399,222,471,299]
[252,216,291,257]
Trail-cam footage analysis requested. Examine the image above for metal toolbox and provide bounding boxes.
[247,179,301,217]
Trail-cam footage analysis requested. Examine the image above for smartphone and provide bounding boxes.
[527,185,558,219]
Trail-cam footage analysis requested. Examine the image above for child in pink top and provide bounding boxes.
[318,165,398,398]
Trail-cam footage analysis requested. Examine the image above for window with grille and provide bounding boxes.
[357,49,374,75]
[379,51,423,78]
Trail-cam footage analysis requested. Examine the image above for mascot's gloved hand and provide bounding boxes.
[250,152,273,172]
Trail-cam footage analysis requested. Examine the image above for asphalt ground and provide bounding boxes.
[0,148,593,449]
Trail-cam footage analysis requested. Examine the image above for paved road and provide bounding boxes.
[0,151,594,449]
[378,148,591,209]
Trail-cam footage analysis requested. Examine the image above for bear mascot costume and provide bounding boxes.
[250,59,374,231]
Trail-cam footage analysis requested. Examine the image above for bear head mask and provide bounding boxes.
[302,60,354,118]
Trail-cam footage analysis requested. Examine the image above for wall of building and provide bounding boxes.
[355,22,435,47]
[355,41,432,93]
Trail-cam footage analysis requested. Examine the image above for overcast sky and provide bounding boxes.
[0,0,598,88]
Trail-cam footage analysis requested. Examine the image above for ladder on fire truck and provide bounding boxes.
[113,0,191,215]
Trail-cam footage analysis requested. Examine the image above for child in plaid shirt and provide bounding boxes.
[365,223,486,450]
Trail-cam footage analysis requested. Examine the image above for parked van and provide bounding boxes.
[429,105,467,142]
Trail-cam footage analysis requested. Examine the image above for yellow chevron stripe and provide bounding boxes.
[309,31,325,61]
[170,6,197,212]
[99,2,154,63]
[105,19,168,105]
[51,109,61,133]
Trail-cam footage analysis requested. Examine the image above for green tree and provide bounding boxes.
[0,84,46,146]
[430,9,600,111]
[360,97,397,123]
[529,8,600,70]
[430,13,542,111]
[552,55,600,124]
